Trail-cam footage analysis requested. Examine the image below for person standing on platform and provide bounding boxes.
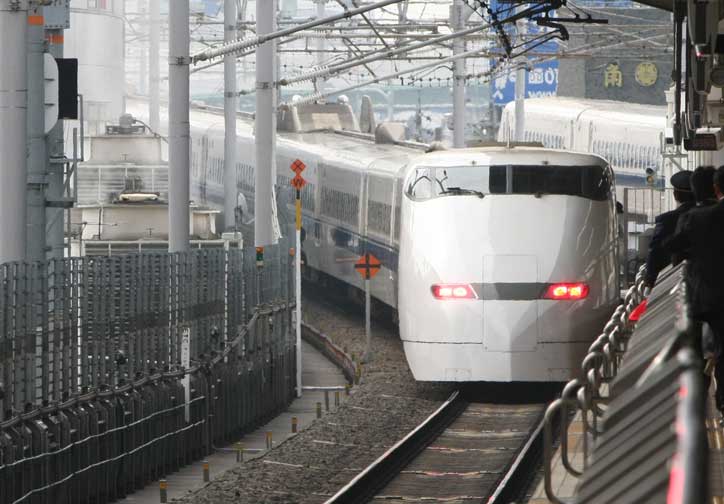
[644,170,695,288]
[671,166,717,266]
[668,166,724,412]
[690,165,718,207]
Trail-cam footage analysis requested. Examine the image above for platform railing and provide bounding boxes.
[543,263,708,503]
[0,240,297,504]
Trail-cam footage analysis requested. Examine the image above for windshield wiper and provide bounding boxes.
[440,187,485,198]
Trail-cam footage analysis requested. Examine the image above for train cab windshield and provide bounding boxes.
[406,164,612,201]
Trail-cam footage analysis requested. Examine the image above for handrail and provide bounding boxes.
[542,262,660,503]
[544,398,571,504]
[543,261,708,503]
[553,379,584,480]
[676,351,708,504]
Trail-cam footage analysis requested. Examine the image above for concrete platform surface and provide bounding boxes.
[120,340,348,503]
[527,411,584,504]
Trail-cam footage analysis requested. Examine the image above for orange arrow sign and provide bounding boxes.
[355,253,381,280]
[291,159,306,174]
[291,173,307,190]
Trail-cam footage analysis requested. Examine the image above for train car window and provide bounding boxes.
[406,164,611,201]
[368,201,392,236]
[406,168,434,199]
[321,187,359,226]
[504,165,611,200]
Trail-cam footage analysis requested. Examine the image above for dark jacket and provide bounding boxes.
[667,200,724,316]
[645,201,694,287]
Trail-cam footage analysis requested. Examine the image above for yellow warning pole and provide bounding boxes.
[295,187,302,398]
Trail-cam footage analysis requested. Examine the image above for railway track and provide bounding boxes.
[326,388,551,504]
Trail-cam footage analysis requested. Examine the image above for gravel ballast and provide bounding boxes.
[175,284,453,504]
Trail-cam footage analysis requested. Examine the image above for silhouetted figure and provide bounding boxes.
[668,166,724,411]
[644,170,694,288]
[690,165,717,207]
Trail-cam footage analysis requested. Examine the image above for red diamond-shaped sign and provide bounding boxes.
[290,159,306,174]
[354,253,382,280]
[291,174,307,190]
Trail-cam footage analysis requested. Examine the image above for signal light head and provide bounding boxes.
[431,284,476,300]
[543,283,589,301]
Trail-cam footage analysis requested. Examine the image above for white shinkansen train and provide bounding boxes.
[399,149,618,381]
[498,97,667,190]
[124,99,619,382]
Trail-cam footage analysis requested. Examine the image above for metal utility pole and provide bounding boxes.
[255,0,278,247]
[139,1,147,97]
[452,0,466,148]
[46,29,65,260]
[295,183,302,397]
[168,0,190,252]
[149,0,160,132]
[224,0,238,231]
[27,3,47,263]
[514,13,527,142]
[364,277,371,361]
[0,0,28,264]
[314,0,327,91]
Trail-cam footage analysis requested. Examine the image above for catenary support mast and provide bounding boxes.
[26,2,47,263]
[514,11,527,142]
[224,0,238,231]
[149,0,160,132]
[47,28,65,260]
[452,0,466,148]
[255,0,278,247]
[168,0,190,252]
[315,0,327,91]
[0,0,29,264]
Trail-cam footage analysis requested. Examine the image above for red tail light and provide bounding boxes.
[431,284,476,300]
[543,283,589,301]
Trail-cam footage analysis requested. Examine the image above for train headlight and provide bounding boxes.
[431,284,476,300]
[543,283,589,301]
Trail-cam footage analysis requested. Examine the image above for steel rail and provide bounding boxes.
[486,413,547,504]
[324,390,466,504]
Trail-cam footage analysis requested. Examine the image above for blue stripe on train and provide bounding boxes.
[301,215,400,273]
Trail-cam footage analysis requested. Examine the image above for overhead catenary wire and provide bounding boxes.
[191,0,409,63]
[289,45,490,106]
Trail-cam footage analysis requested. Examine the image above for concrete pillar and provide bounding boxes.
[27,3,47,263]
[168,0,190,252]
[47,30,65,260]
[224,0,238,231]
[255,0,278,247]
[0,0,28,264]
[452,0,465,148]
[149,0,160,131]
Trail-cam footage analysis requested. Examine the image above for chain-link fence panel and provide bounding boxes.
[0,244,297,504]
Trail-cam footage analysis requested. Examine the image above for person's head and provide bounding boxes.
[690,166,716,203]
[715,166,724,200]
[671,170,694,204]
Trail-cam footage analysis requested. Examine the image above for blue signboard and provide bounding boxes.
[491,60,559,104]
[487,0,560,105]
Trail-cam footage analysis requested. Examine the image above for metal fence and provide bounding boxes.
[622,187,675,282]
[0,241,296,504]
[543,263,708,503]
